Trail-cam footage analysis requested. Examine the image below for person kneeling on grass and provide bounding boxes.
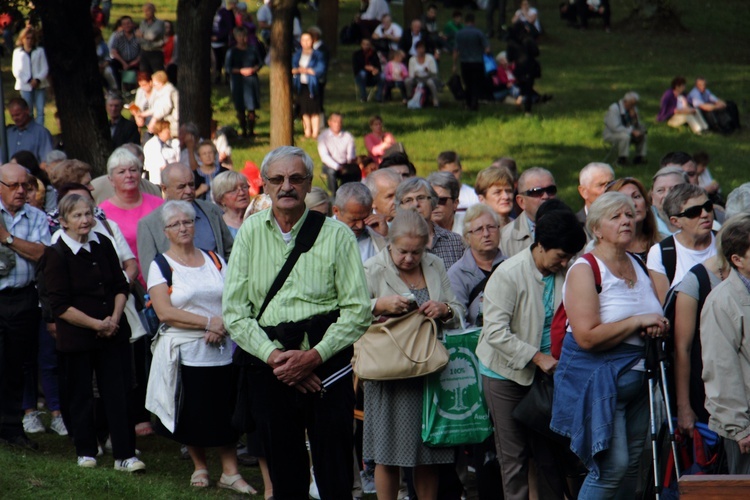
[145,200,255,493]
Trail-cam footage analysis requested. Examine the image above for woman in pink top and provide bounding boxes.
[364,115,396,164]
[99,148,164,287]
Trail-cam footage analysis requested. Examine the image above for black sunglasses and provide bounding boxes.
[522,185,557,198]
[673,200,713,219]
[436,196,456,206]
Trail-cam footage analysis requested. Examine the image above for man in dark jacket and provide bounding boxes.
[452,14,490,111]
[352,38,384,103]
[106,94,141,148]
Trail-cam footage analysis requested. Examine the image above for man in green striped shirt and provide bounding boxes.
[223,146,371,498]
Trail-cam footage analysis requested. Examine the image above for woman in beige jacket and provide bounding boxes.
[476,201,586,500]
[362,209,464,500]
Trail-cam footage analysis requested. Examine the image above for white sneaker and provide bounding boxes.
[22,411,46,434]
[309,466,320,499]
[77,456,97,468]
[114,456,146,473]
[50,415,68,436]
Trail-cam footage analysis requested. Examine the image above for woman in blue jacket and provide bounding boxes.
[292,32,326,139]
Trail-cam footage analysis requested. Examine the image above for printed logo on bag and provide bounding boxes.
[431,346,485,421]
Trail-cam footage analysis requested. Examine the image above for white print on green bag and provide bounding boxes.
[431,346,487,421]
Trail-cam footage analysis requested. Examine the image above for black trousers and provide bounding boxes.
[0,285,40,439]
[461,62,486,111]
[140,50,165,74]
[247,364,355,499]
[58,341,135,459]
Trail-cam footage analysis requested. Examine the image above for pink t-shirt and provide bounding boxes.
[99,193,164,280]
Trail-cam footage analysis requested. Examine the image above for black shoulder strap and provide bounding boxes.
[256,211,326,323]
[468,260,504,305]
[693,264,712,312]
[659,236,677,284]
[628,251,649,275]
[154,253,173,289]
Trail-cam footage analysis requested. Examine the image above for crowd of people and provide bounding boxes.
[0,1,747,499]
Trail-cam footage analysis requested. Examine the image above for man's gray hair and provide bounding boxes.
[161,163,191,188]
[260,146,314,179]
[652,166,689,186]
[395,177,438,210]
[161,200,196,227]
[426,171,459,200]
[363,168,402,198]
[334,182,373,209]
[106,92,124,104]
[725,183,750,219]
[45,150,67,165]
[107,147,142,175]
[623,91,639,103]
[518,167,554,193]
[579,162,614,187]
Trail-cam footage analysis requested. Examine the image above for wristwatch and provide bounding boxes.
[443,303,454,321]
[3,235,13,246]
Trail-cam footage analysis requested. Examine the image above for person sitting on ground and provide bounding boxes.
[437,151,480,211]
[475,165,516,229]
[383,50,408,103]
[657,76,709,136]
[578,0,611,32]
[211,171,250,238]
[512,0,542,36]
[687,77,740,134]
[357,0,390,40]
[491,51,521,103]
[364,115,396,164]
[108,15,141,89]
[427,171,463,235]
[372,14,402,55]
[693,151,722,206]
[647,183,717,304]
[603,91,647,166]
[399,19,436,62]
[405,41,440,108]
[500,167,556,257]
[352,38,385,103]
[317,112,357,195]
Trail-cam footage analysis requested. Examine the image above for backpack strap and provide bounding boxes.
[628,251,649,275]
[581,252,602,293]
[659,235,677,284]
[692,264,712,312]
[206,250,223,272]
[256,210,326,323]
[153,253,173,291]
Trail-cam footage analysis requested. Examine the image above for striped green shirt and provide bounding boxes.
[223,208,372,363]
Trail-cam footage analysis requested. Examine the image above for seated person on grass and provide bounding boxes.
[352,38,385,103]
[491,51,521,103]
[372,14,402,56]
[688,77,740,134]
[384,50,408,102]
[657,76,709,136]
[603,91,647,166]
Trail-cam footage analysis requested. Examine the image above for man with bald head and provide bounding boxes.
[576,162,615,229]
[137,163,232,281]
[0,163,50,449]
[500,167,556,257]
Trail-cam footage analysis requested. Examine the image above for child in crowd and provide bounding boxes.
[384,50,408,103]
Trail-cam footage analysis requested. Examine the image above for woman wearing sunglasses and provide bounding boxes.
[647,183,716,304]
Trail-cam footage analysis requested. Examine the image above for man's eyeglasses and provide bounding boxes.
[165,219,195,231]
[522,185,557,198]
[263,174,311,185]
[0,180,33,191]
[400,195,431,206]
[467,224,500,236]
[673,200,713,219]
[436,196,455,206]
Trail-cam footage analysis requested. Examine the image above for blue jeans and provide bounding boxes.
[578,369,648,500]
[21,88,46,126]
[354,70,384,102]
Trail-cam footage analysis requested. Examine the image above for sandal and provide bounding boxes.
[218,473,257,495]
[190,469,210,488]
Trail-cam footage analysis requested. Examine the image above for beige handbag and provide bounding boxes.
[354,310,449,381]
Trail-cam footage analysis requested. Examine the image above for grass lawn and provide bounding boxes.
[0,0,748,497]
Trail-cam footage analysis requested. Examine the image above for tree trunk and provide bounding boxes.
[33,0,112,175]
[176,0,221,139]
[403,0,423,29]
[317,0,338,58]
[269,0,295,148]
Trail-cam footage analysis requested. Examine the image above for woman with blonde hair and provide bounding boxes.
[12,25,49,125]
[605,177,661,261]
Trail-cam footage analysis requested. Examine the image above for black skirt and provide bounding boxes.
[157,364,239,447]
[298,83,322,115]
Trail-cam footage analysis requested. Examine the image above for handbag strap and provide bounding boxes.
[380,315,440,364]
[256,210,326,323]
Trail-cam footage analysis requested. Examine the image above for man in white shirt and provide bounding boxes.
[317,113,356,195]
[437,151,480,211]
[332,183,386,263]
[372,14,403,54]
